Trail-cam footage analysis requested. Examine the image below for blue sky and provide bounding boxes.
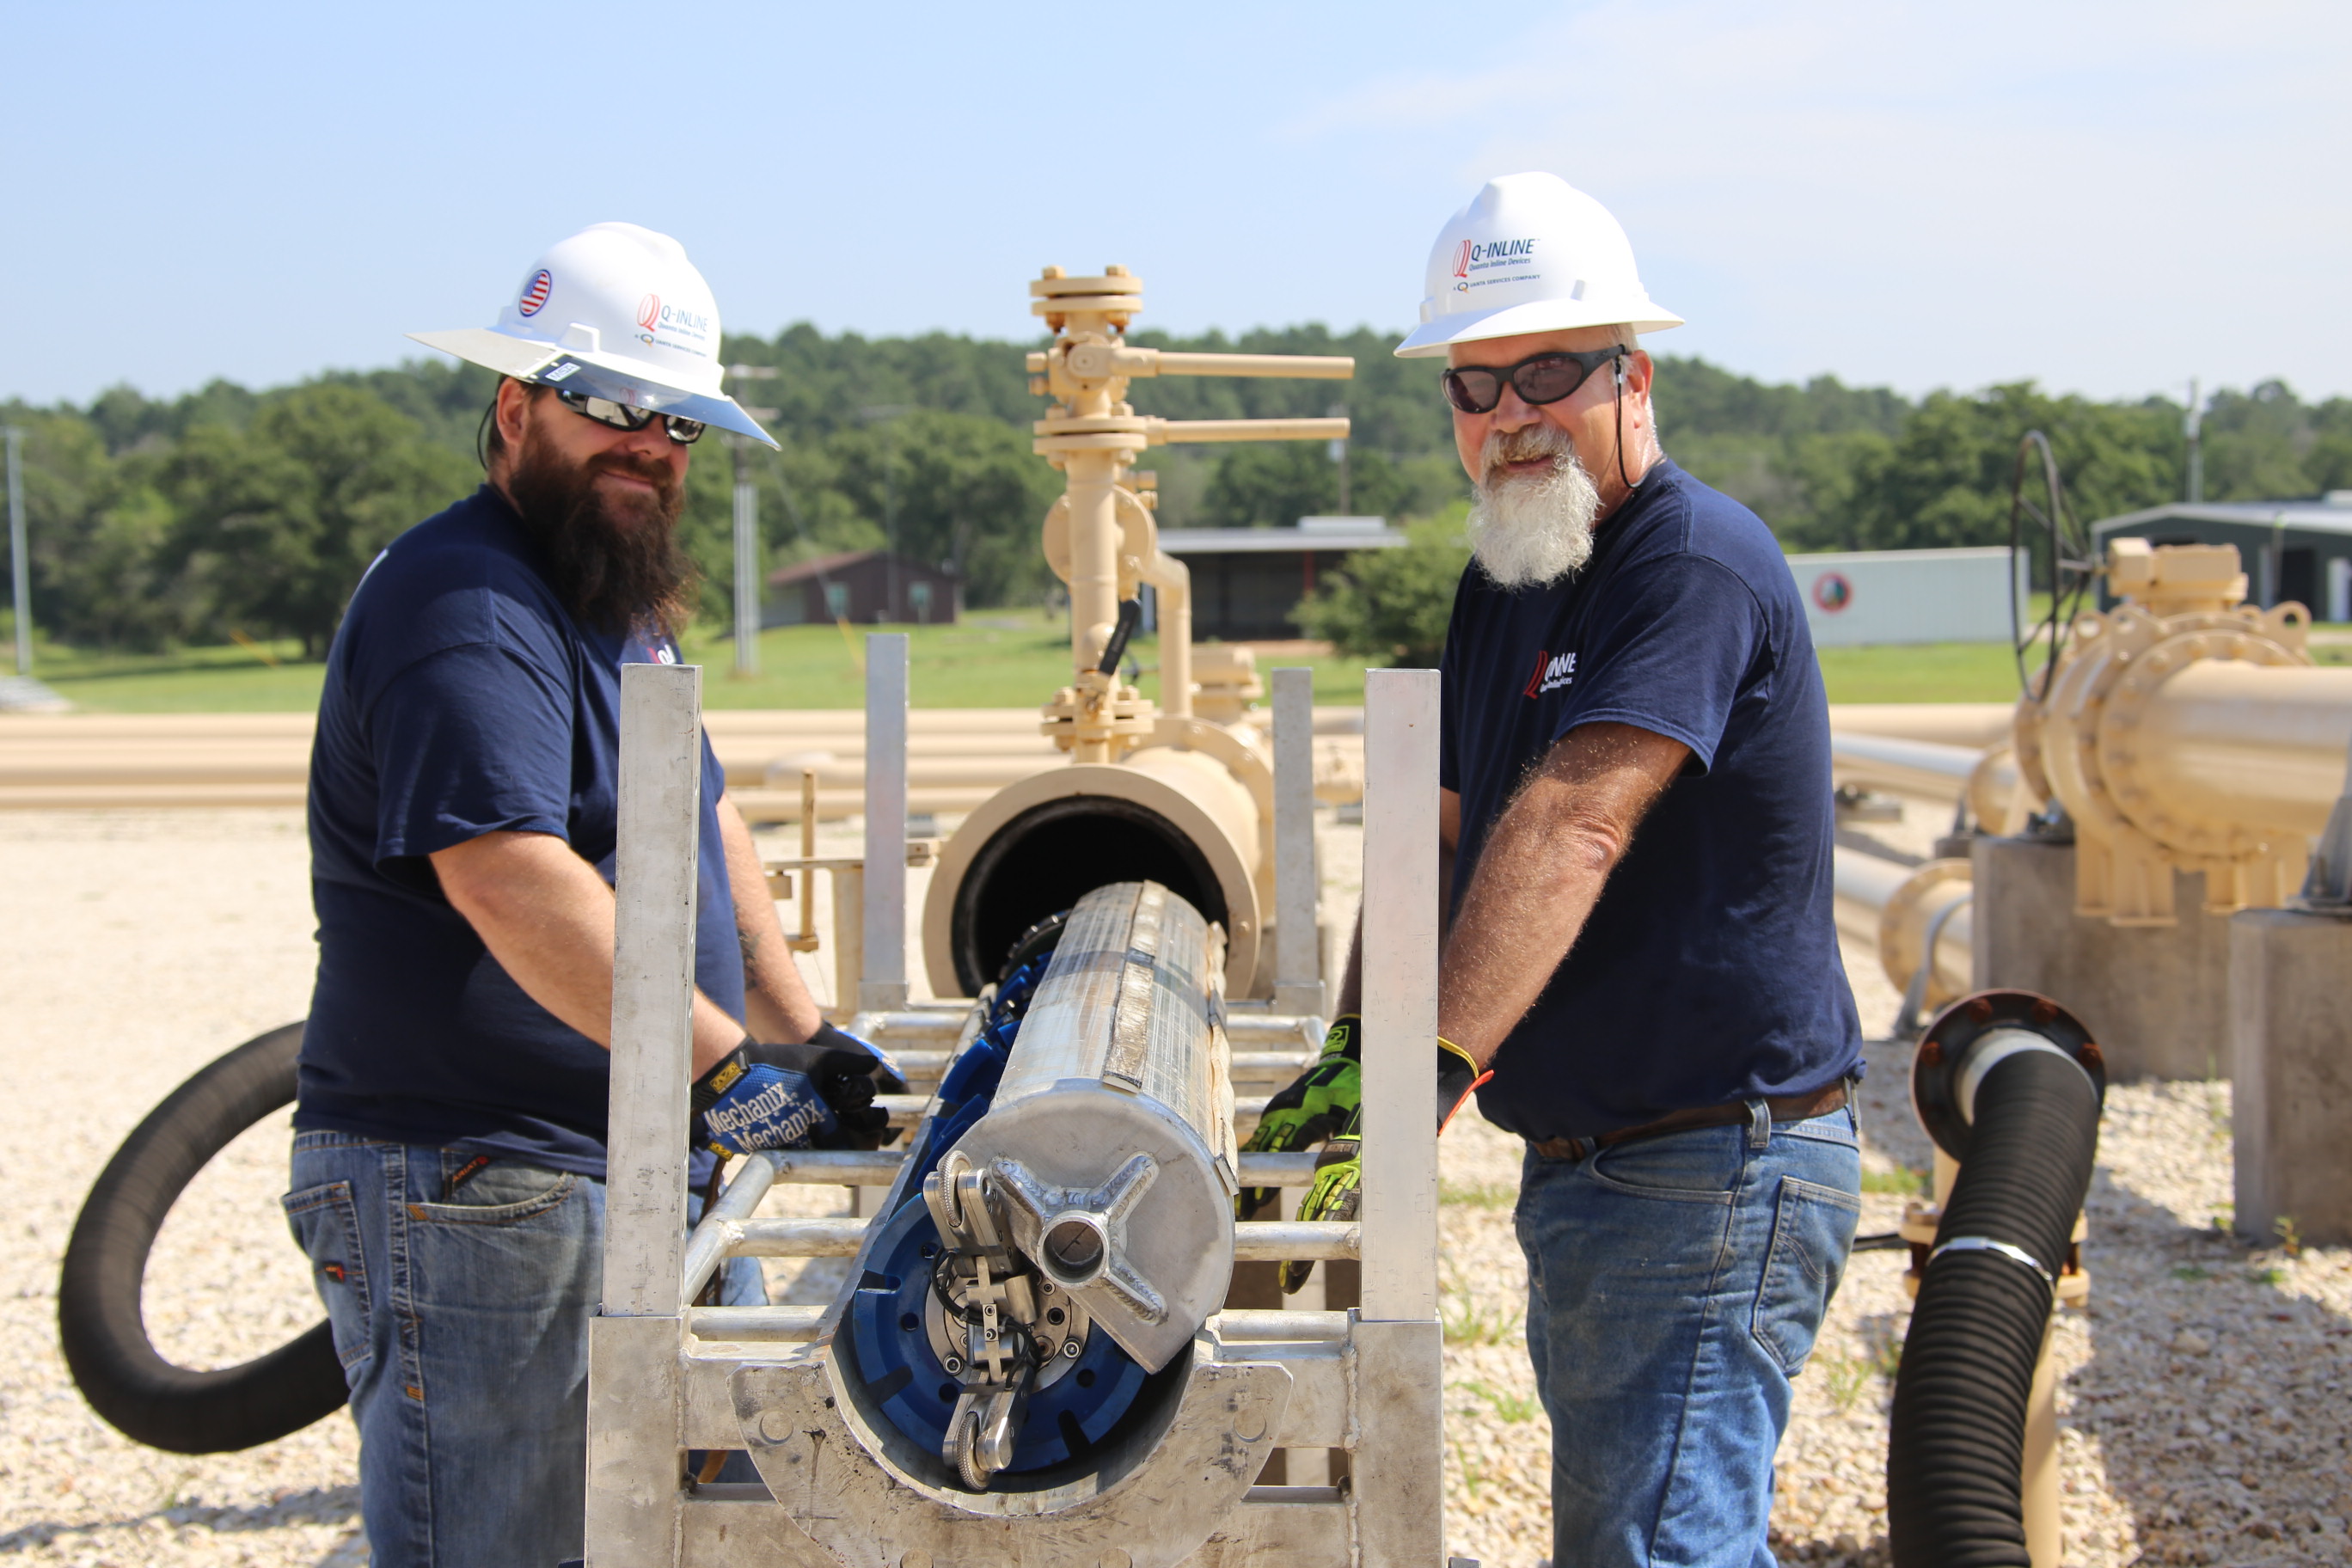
[5,0,2346,407]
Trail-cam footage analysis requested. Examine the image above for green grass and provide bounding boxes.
[1815,642,2024,704]
[52,593,2315,713]
[675,612,1378,711]
[22,624,2040,712]
[28,635,328,713]
[13,611,1383,714]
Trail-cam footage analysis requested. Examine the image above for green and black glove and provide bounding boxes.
[1240,1013,1490,1288]
[1277,1034,1486,1293]
[1239,1015,1363,1218]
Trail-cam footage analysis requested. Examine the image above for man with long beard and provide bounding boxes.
[290,224,896,1565]
[1264,175,1864,1565]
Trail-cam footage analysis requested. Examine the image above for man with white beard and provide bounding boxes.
[1260,174,1864,1565]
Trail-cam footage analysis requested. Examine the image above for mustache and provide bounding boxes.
[1480,422,1576,480]
[585,449,683,504]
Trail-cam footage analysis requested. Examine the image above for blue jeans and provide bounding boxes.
[283,1133,763,1568]
[1516,1105,1861,1568]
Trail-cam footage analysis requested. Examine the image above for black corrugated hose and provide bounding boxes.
[1888,1044,2101,1566]
[58,1023,349,1452]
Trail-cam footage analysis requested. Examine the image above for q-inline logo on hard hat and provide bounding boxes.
[1452,240,1474,280]
[518,269,553,317]
[632,291,713,351]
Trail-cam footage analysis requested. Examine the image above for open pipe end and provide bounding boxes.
[1912,989,2105,1162]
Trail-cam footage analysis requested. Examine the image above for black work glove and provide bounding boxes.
[766,1020,905,1149]
[692,1023,905,1155]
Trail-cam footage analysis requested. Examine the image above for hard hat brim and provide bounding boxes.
[407,329,781,448]
[1393,298,1685,359]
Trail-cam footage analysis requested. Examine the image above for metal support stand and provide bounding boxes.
[1271,666,1326,1017]
[583,662,1452,1567]
[586,662,702,1565]
[860,634,910,1012]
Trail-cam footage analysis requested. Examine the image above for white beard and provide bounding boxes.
[1465,426,1602,589]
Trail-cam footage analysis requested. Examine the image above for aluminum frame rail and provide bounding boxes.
[583,650,1449,1568]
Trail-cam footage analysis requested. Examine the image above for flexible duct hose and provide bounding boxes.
[58,1023,348,1452]
[1889,1034,2101,1566]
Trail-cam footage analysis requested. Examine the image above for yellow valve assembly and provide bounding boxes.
[922,266,1355,998]
[2013,537,2352,924]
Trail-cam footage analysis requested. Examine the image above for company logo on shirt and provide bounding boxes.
[518,269,553,317]
[1523,649,1577,698]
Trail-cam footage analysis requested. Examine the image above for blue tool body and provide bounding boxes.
[843,959,1147,1473]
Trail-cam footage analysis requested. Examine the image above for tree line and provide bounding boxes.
[4,323,2348,659]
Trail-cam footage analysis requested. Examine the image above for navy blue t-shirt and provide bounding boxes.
[1439,459,1860,1142]
[297,485,744,1179]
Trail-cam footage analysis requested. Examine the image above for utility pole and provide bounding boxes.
[725,366,780,677]
[5,426,28,676]
[1327,402,1350,516]
[2185,377,2204,505]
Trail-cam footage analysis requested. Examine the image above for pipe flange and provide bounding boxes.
[1911,989,2105,1162]
[2012,612,2108,805]
[2038,607,2292,914]
[2097,621,2309,863]
[2036,606,2153,864]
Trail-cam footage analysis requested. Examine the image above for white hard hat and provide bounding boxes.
[409,221,778,447]
[1393,173,1683,359]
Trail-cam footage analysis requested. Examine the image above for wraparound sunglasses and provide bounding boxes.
[1440,346,1626,415]
[556,389,707,445]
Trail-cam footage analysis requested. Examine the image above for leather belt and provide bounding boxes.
[1529,1079,1851,1165]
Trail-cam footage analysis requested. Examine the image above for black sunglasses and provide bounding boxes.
[1440,346,1626,415]
[556,389,707,445]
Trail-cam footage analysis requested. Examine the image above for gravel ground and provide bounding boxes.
[5,801,2347,1566]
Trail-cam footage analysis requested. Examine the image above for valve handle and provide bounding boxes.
[1097,598,1142,676]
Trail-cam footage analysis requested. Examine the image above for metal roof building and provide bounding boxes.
[2093,493,2352,620]
[1153,518,1406,640]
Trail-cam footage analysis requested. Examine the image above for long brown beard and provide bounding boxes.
[505,429,697,638]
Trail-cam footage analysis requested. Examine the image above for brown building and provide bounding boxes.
[765,549,961,627]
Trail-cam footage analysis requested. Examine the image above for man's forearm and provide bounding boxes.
[717,797,826,1043]
[1436,808,1617,1066]
[432,830,744,1075]
[1435,723,1687,1067]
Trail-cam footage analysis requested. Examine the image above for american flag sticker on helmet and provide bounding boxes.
[518,269,553,317]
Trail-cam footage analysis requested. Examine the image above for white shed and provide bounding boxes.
[1783,546,2022,647]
